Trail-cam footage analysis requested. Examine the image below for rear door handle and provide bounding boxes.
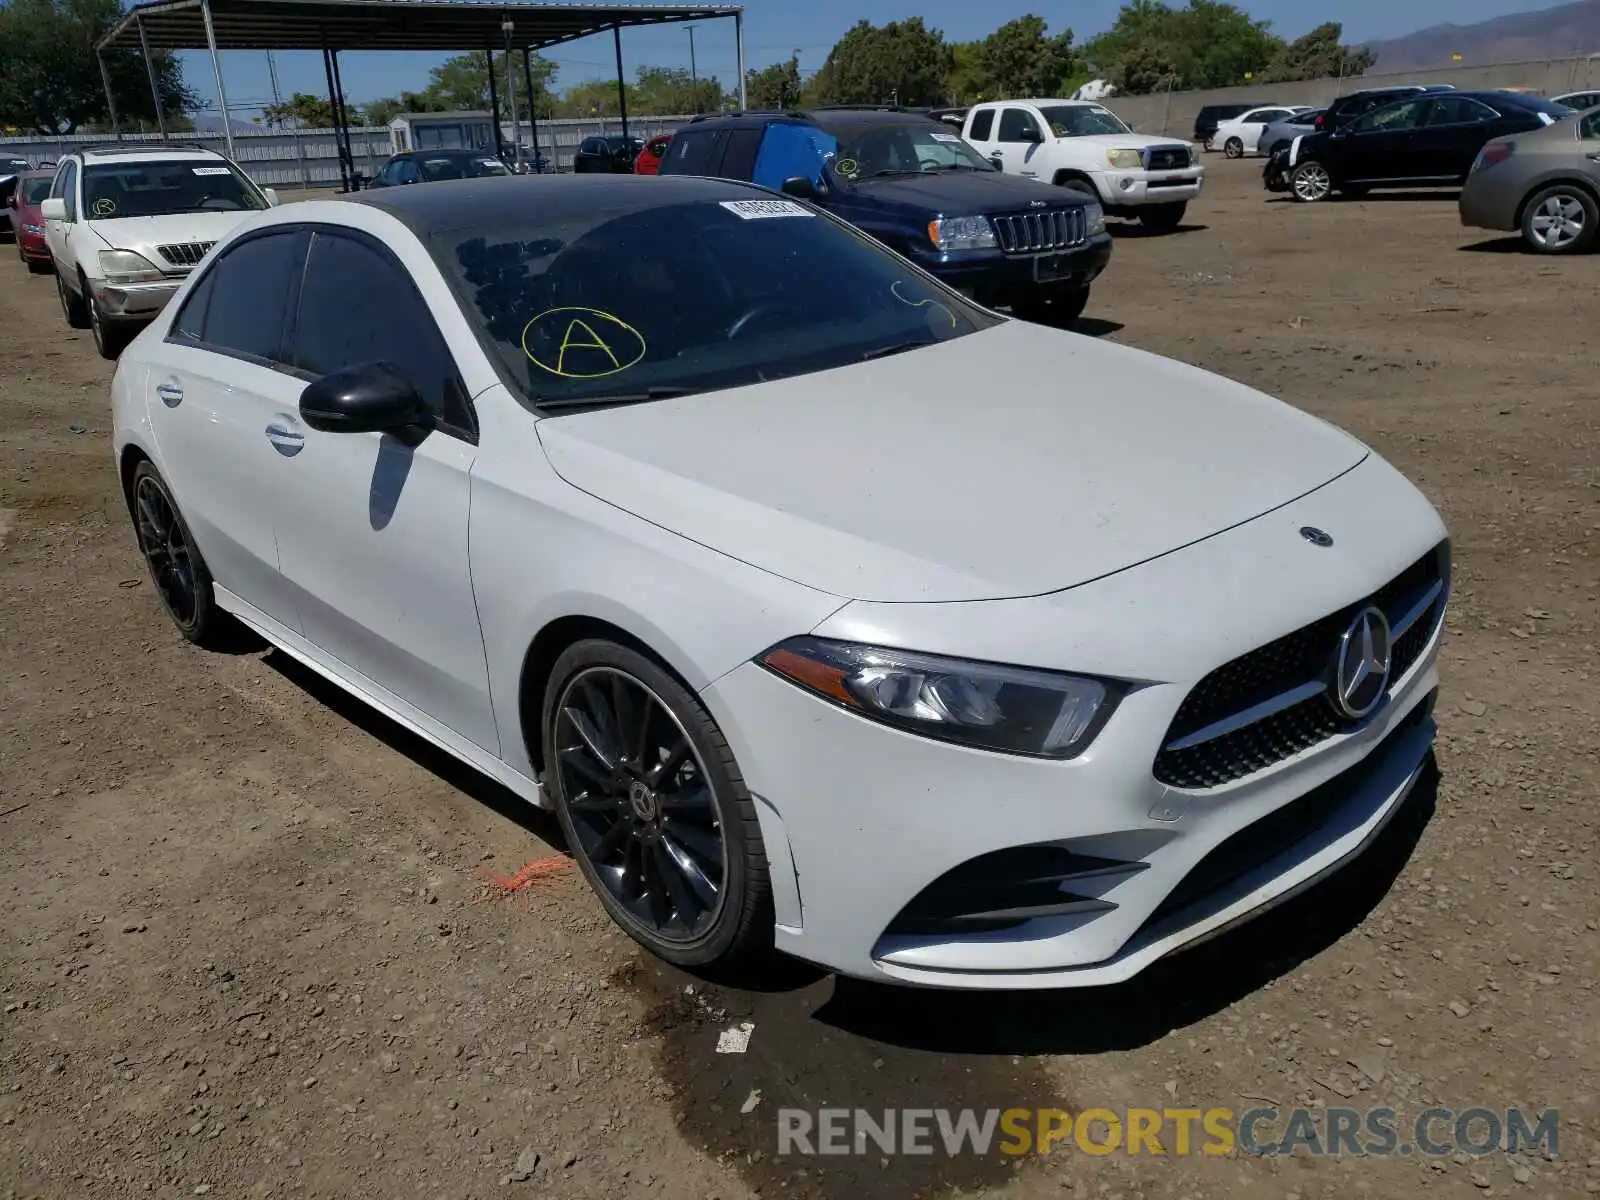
[265,415,306,456]
[155,381,183,408]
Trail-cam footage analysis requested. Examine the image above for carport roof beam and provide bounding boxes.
[97,0,742,54]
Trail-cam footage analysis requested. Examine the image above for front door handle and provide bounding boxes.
[264,416,306,457]
[155,381,183,408]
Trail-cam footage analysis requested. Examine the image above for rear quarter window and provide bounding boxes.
[663,129,720,175]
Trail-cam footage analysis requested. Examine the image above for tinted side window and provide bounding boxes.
[1353,99,1427,133]
[294,231,470,433]
[664,129,719,175]
[969,109,995,140]
[193,230,304,362]
[718,128,764,180]
[1425,97,1498,126]
[1583,109,1600,139]
[997,108,1040,142]
[169,269,217,341]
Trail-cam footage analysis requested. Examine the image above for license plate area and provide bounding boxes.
[1034,252,1075,283]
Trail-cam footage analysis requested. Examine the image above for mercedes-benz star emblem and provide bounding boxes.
[1300,526,1334,547]
[1331,606,1392,719]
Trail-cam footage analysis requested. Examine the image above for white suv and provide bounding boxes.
[962,99,1203,230]
[42,144,277,358]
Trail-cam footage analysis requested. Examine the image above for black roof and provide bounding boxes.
[351,172,765,235]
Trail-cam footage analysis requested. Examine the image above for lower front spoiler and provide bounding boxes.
[868,697,1437,990]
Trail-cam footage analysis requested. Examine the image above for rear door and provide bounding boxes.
[1412,95,1503,180]
[141,227,309,629]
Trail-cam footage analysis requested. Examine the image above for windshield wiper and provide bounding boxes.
[860,341,932,362]
[535,386,696,412]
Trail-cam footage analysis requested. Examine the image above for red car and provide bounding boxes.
[8,169,54,274]
[634,133,671,175]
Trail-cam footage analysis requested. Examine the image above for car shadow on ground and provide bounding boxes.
[1109,222,1210,239]
[262,648,567,849]
[1013,313,1125,336]
[812,758,1441,1056]
[1458,236,1527,254]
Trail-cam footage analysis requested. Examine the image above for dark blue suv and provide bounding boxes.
[660,108,1113,323]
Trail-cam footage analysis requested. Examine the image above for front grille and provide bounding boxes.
[156,241,215,268]
[1145,146,1192,171]
[1153,542,1449,790]
[991,208,1086,254]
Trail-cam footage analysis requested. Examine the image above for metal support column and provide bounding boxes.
[521,49,543,172]
[612,25,629,140]
[687,25,698,113]
[735,11,747,110]
[329,48,356,186]
[486,46,504,158]
[96,53,123,140]
[199,0,236,159]
[137,19,167,137]
[321,45,349,191]
[501,18,521,171]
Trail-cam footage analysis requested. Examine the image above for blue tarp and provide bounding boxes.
[752,123,838,192]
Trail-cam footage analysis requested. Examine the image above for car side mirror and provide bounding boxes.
[263,187,280,207]
[299,362,434,445]
[40,196,66,221]
[780,176,819,201]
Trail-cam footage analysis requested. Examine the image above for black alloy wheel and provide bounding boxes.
[128,462,227,646]
[543,641,772,969]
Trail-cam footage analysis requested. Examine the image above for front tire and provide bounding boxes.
[1224,137,1244,159]
[58,271,89,328]
[1056,177,1099,201]
[1521,185,1597,255]
[542,640,774,971]
[128,462,231,647]
[1139,202,1187,231]
[90,297,133,359]
[1290,160,1332,203]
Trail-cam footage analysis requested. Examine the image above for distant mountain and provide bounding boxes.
[1365,0,1600,71]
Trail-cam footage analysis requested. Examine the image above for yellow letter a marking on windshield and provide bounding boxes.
[556,318,622,376]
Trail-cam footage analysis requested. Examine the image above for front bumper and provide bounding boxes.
[924,233,1113,305]
[18,231,50,261]
[700,453,1448,989]
[91,278,181,320]
[1093,168,1204,208]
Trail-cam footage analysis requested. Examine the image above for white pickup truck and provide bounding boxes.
[961,99,1203,230]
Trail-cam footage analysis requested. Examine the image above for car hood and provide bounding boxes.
[1056,133,1191,151]
[535,322,1370,603]
[848,170,1069,213]
[83,210,260,257]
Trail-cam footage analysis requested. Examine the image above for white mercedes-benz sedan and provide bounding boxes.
[110,174,1449,990]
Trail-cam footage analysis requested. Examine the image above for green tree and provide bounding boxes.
[0,0,196,134]
[809,18,954,107]
[261,92,357,129]
[420,50,556,112]
[1258,22,1375,83]
[944,42,987,104]
[632,65,724,114]
[555,80,631,119]
[1084,0,1283,94]
[745,57,802,110]
[975,16,1081,99]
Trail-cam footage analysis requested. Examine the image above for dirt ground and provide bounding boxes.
[1,160,1596,1200]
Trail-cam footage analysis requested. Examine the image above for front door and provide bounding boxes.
[1339,97,1429,183]
[140,227,310,630]
[994,107,1046,178]
[270,226,498,753]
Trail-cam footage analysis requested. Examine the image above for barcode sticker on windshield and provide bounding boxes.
[930,132,962,142]
[719,199,814,220]
[191,166,231,176]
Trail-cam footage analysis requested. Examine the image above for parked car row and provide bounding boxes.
[1260,88,1598,253]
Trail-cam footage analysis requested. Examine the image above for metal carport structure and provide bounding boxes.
[97,0,746,190]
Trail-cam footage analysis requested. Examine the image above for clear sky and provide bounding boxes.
[172,0,1566,121]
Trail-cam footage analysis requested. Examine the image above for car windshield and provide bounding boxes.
[1037,105,1132,137]
[418,153,511,181]
[434,195,999,410]
[819,118,994,178]
[22,177,52,204]
[82,160,267,219]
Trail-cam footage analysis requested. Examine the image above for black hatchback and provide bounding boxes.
[1267,90,1578,202]
[573,134,645,174]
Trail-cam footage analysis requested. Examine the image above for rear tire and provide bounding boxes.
[1139,202,1187,231]
[1520,184,1597,255]
[58,271,89,328]
[542,639,774,973]
[127,462,232,648]
[1224,137,1244,159]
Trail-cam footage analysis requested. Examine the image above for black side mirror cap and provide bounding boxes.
[299,362,434,445]
[780,175,819,200]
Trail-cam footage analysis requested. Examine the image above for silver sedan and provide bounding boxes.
[1256,110,1324,159]
[1459,106,1600,254]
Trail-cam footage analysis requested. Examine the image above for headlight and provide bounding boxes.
[927,215,997,251]
[98,250,164,284]
[1107,148,1143,169]
[759,636,1121,759]
[1084,202,1106,236]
